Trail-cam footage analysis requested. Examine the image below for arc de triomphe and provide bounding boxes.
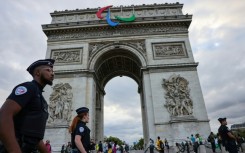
[42,3,210,149]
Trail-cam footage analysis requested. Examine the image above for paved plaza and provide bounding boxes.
[132,145,243,153]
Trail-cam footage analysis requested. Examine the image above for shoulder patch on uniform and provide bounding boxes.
[79,127,84,133]
[15,86,28,95]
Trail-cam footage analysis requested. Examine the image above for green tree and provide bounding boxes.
[137,138,144,149]
[105,136,123,145]
[133,138,144,150]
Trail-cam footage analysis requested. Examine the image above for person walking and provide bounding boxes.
[61,144,66,153]
[69,107,92,153]
[191,134,196,146]
[45,140,52,153]
[156,136,164,153]
[218,117,238,153]
[216,133,222,150]
[193,134,200,153]
[148,138,154,153]
[208,132,216,153]
[0,59,55,153]
[98,141,103,153]
[108,142,112,153]
[237,134,244,152]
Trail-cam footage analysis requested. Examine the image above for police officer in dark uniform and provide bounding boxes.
[0,59,55,153]
[218,117,238,153]
[69,107,93,153]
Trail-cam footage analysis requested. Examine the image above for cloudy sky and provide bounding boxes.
[0,0,245,145]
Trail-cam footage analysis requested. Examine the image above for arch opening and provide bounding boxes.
[94,49,142,88]
[104,76,143,144]
[92,48,147,144]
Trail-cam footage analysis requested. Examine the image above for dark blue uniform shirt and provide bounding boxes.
[72,120,91,152]
[7,80,49,142]
[218,125,238,153]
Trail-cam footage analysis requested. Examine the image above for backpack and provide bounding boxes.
[159,141,164,150]
[207,136,211,142]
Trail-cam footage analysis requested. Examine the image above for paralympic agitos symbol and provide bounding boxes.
[96,5,136,27]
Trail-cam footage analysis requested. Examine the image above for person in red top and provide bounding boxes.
[45,140,52,153]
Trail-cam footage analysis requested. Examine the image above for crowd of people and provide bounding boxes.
[59,140,130,153]
[145,128,245,153]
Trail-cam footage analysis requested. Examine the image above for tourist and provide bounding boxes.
[208,132,216,153]
[45,140,52,153]
[156,136,164,153]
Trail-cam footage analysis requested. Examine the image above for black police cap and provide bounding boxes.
[27,59,55,75]
[76,107,89,114]
[218,117,226,122]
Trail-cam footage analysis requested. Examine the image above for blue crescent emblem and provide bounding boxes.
[106,9,119,27]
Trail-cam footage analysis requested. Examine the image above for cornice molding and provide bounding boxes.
[44,21,190,41]
[42,15,192,30]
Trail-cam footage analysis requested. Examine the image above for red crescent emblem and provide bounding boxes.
[96,5,113,19]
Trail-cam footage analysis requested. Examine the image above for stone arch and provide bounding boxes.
[88,43,147,89]
[89,43,147,71]
[88,43,148,141]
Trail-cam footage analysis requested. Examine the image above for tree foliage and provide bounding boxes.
[105,136,123,145]
[133,138,144,150]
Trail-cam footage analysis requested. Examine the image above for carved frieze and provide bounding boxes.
[152,42,187,59]
[162,74,193,116]
[48,25,188,41]
[48,83,73,125]
[51,48,83,64]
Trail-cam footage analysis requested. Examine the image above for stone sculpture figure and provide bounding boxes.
[162,74,193,116]
[48,83,73,124]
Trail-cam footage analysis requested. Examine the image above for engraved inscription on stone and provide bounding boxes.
[48,83,73,125]
[152,42,187,59]
[162,74,193,116]
[51,48,83,64]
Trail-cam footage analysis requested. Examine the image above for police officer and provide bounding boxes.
[0,59,55,153]
[218,117,238,153]
[69,107,93,153]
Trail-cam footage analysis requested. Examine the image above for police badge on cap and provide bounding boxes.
[76,107,89,115]
[27,59,55,75]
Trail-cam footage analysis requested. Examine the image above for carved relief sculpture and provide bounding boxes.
[162,74,193,116]
[51,48,82,64]
[48,83,73,125]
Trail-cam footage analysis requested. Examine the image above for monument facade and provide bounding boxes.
[42,3,210,151]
